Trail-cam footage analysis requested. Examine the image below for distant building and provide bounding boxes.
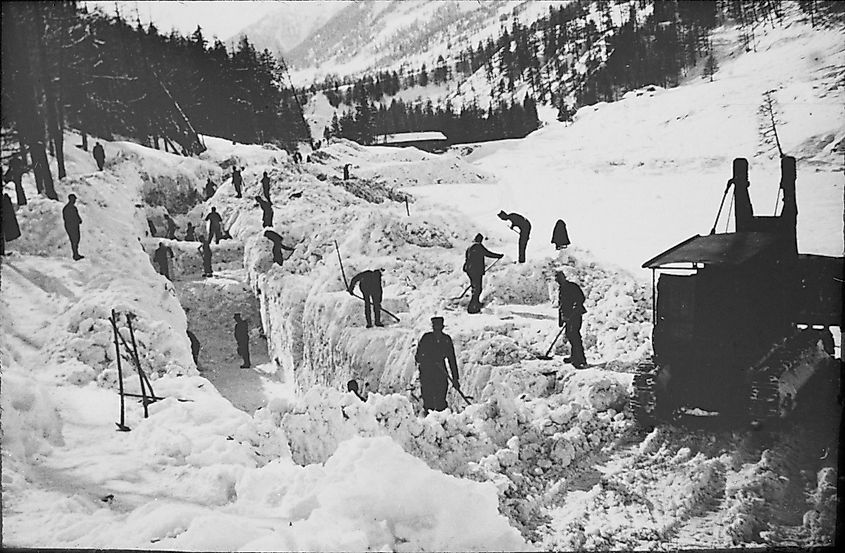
[379,131,448,153]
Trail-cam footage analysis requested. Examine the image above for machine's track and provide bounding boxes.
[747,329,833,422]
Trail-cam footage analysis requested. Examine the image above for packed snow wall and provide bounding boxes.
[196,138,652,403]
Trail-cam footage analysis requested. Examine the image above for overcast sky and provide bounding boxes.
[85,1,282,39]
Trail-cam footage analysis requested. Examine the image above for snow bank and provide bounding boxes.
[237,437,529,552]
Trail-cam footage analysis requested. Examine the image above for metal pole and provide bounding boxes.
[710,185,730,235]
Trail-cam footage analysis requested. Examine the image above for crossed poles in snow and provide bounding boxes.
[109,309,190,432]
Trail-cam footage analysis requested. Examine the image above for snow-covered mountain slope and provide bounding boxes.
[225,0,350,56]
[287,0,567,79]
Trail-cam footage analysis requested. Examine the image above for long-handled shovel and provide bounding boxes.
[536,326,566,360]
[334,240,400,322]
[444,369,473,406]
[451,257,503,300]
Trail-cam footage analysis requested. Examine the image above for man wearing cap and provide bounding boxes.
[497,210,531,263]
[463,233,504,314]
[233,313,250,368]
[62,194,84,260]
[347,269,384,328]
[555,271,587,369]
[415,316,460,413]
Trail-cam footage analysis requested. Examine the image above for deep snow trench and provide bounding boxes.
[2,12,842,550]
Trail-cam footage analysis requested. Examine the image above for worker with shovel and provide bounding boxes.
[347,269,384,328]
[556,271,587,369]
[497,210,531,263]
[464,233,504,314]
[415,316,461,413]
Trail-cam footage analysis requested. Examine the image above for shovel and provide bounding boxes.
[536,326,565,360]
[451,257,503,300]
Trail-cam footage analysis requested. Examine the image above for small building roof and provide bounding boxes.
[381,131,448,144]
[642,232,781,269]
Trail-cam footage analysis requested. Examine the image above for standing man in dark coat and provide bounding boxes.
[261,171,271,202]
[263,230,294,266]
[185,222,196,242]
[92,142,105,171]
[4,155,27,205]
[347,269,384,328]
[343,163,351,180]
[1,192,22,256]
[198,240,213,277]
[62,194,84,260]
[205,207,223,244]
[233,313,250,368]
[555,271,587,369]
[552,219,570,250]
[255,195,273,227]
[497,210,531,263]
[415,316,460,413]
[232,167,243,198]
[464,233,503,314]
[204,178,216,200]
[153,242,173,279]
[164,214,178,240]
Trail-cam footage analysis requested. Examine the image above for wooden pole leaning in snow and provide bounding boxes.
[109,310,130,432]
[333,240,401,322]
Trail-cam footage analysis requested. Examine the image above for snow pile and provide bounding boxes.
[252,372,633,536]
[236,437,529,552]
[310,138,494,187]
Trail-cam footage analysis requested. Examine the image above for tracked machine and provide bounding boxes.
[633,157,842,425]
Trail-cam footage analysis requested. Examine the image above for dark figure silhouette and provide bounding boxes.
[555,271,587,369]
[255,195,273,227]
[4,155,27,205]
[62,194,84,260]
[204,178,216,200]
[463,233,503,314]
[348,269,384,328]
[205,207,223,244]
[153,242,173,280]
[164,214,178,240]
[347,379,366,402]
[92,142,105,171]
[199,240,213,276]
[551,219,570,250]
[232,167,243,198]
[148,219,158,237]
[261,172,271,202]
[233,313,250,368]
[1,193,22,256]
[497,210,531,263]
[185,222,196,242]
[343,163,351,180]
[415,316,460,413]
[263,230,294,266]
[187,329,200,366]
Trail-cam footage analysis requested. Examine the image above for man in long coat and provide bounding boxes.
[415,316,460,413]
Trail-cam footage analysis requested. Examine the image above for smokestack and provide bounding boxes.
[732,158,754,231]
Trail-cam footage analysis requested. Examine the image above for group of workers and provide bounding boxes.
[4,144,587,416]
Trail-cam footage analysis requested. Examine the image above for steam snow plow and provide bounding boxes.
[633,156,842,425]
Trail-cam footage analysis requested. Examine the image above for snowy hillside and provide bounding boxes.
[287,0,567,79]
[2,5,842,551]
[226,1,350,56]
